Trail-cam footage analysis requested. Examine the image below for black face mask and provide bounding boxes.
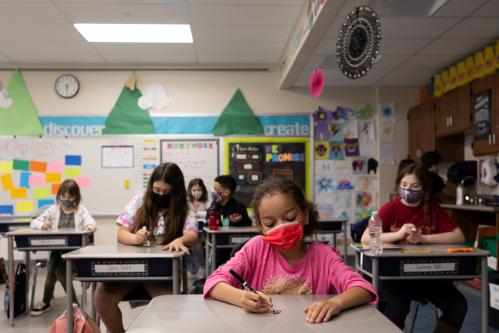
[153,193,170,209]
[60,199,75,208]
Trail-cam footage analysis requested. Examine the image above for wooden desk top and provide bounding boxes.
[351,243,490,257]
[62,244,185,259]
[127,295,401,333]
[203,226,260,234]
[6,228,91,236]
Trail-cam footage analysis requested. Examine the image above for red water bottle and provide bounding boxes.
[208,210,219,230]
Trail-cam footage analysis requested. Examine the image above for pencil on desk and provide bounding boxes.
[400,249,433,254]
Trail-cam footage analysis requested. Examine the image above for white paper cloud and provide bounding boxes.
[0,89,12,108]
[138,83,172,111]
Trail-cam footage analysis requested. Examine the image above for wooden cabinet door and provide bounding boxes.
[451,84,472,132]
[435,98,449,137]
[472,73,496,156]
[409,101,435,160]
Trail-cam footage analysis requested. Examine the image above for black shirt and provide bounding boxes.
[430,171,445,196]
[220,197,252,227]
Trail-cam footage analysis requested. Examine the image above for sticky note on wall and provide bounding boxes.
[75,176,91,188]
[1,174,13,190]
[45,173,62,183]
[0,161,13,173]
[10,188,27,199]
[64,167,81,178]
[0,205,14,214]
[51,183,60,195]
[33,187,51,199]
[37,199,55,209]
[65,155,82,166]
[46,162,64,173]
[30,161,47,173]
[29,174,46,187]
[16,201,34,214]
[13,159,30,171]
[20,172,31,188]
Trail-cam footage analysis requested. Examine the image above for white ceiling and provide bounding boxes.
[0,0,497,88]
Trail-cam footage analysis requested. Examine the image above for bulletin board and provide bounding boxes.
[0,137,160,216]
[160,139,219,192]
[224,137,310,207]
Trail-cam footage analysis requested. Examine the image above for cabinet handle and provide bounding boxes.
[450,116,453,126]
[489,134,492,145]
[446,117,449,127]
[494,134,496,145]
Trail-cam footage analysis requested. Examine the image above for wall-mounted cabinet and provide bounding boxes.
[435,84,472,137]
[472,72,499,156]
[408,100,435,160]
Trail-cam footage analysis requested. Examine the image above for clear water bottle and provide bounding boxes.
[368,211,383,253]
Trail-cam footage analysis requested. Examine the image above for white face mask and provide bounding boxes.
[192,190,203,200]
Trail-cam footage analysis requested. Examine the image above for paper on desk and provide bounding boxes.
[491,283,499,311]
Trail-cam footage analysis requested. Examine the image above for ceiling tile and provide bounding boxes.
[0,3,68,24]
[93,43,195,55]
[0,53,13,63]
[196,42,284,56]
[380,39,431,55]
[0,24,84,41]
[0,41,99,56]
[56,3,189,23]
[9,53,104,64]
[398,55,460,69]
[377,78,428,86]
[433,0,489,16]
[419,38,491,55]
[102,54,197,63]
[472,0,499,17]
[383,69,436,80]
[197,54,278,63]
[314,38,335,56]
[443,17,499,39]
[191,25,292,42]
[381,18,460,38]
[189,4,301,25]
[373,55,409,69]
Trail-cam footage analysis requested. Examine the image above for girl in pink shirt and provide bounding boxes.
[204,179,376,324]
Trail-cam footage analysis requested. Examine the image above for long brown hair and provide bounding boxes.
[251,179,319,236]
[133,163,188,244]
[396,163,434,226]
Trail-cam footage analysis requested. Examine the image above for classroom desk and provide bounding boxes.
[351,244,490,333]
[0,216,32,234]
[126,294,401,333]
[203,226,259,275]
[317,219,349,261]
[6,228,91,326]
[62,244,187,333]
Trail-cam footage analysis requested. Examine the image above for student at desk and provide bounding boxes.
[361,163,466,333]
[204,179,376,324]
[94,162,198,333]
[209,175,251,226]
[30,179,97,316]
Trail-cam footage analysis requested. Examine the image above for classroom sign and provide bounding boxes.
[225,137,310,207]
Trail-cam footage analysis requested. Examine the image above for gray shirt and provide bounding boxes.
[59,208,75,229]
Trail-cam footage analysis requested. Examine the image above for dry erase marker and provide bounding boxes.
[229,269,258,294]
[447,248,473,253]
[141,226,151,246]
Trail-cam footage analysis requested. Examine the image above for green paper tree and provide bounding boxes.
[0,70,43,136]
[213,89,264,136]
[102,86,156,134]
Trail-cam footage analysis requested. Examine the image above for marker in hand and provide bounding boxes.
[229,269,279,314]
[142,226,151,246]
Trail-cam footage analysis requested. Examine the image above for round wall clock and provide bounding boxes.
[336,6,381,79]
[55,74,80,98]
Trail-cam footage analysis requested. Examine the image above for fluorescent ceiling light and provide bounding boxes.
[74,24,193,43]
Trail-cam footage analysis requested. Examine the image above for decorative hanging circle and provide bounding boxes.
[336,6,381,79]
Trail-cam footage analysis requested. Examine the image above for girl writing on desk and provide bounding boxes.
[94,162,198,333]
[361,163,466,333]
[204,179,376,324]
[30,179,96,316]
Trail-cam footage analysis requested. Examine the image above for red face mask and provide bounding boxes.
[262,221,304,250]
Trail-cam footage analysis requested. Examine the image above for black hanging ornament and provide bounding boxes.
[336,6,381,79]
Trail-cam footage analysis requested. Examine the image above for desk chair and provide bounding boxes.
[409,298,441,333]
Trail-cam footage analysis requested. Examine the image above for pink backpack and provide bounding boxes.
[50,307,100,333]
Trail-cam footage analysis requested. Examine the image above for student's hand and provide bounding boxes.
[397,223,417,241]
[304,299,342,324]
[240,290,273,314]
[134,228,149,245]
[41,219,53,230]
[85,225,97,233]
[163,238,189,254]
[229,213,242,223]
[406,231,424,244]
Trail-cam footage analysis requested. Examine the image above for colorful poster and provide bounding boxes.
[343,118,358,139]
[381,102,396,122]
[314,141,329,160]
[344,138,360,157]
[352,159,367,174]
[381,144,395,165]
[381,122,395,143]
[329,142,345,160]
